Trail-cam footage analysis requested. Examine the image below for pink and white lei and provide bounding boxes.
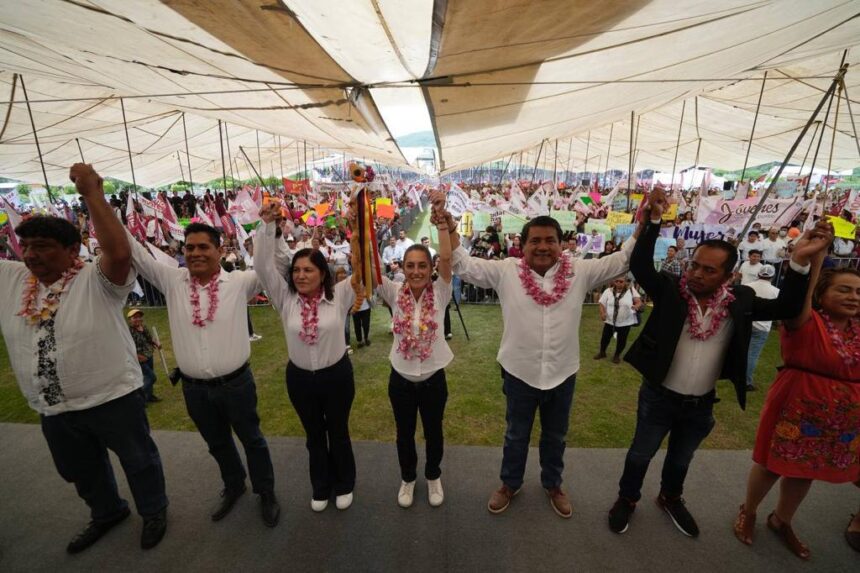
[189,273,220,327]
[18,259,85,325]
[820,312,860,367]
[298,290,322,345]
[393,283,438,361]
[517,254,573,306]
[678,275,735,340]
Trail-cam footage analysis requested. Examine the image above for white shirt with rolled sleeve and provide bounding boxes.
[0,259,142,415]
[452,236,636,390]
[377,277,454,382]
[127,231,267,379]
[254,221,356,371]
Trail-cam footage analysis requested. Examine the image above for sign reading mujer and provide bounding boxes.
[696,196,803,228]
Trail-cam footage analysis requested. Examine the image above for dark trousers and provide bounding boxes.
[443,304,452,336]
[286,355,356,499]
[600,324,632,356]
[246,308,254,337]
[40,391,168,521]
[388,368,448,482]
[500,370,576,490]
[618,382,716,502]
[182,367,275,494]
[140,357,156,400]
[352,309,371,342]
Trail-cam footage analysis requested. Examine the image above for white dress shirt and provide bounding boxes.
[738,261,763,285]
[747,279,780,332]
[452,237,636,390]
[378,277,454,382]
[0,259,142,415]
[128,232,263,379]
[759,238,786,261]
[737,239,760,260]
[396,237,415,251]
[599,287,641,328]
[255,221,355,371]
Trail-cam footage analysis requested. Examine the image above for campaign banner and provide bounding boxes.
[606,211,633,228]
[696,196,802,228]
[661,224,731,250]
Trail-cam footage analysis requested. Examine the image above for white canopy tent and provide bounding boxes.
[0,0,858,187]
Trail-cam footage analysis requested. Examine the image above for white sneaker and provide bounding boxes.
[347,347,354,355]
[311,499,328,512]
[398,481,415,508]
[335,492,353,510]
[428,478,444,507]
[445,333,453,340]
[249,334,263,342]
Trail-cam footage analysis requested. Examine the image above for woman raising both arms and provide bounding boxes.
[376,191,455,508]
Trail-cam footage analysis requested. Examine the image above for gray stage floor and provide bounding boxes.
[0,423,856,572]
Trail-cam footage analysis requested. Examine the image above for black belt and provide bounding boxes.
[655,385,716,406]
[180,362,250,385]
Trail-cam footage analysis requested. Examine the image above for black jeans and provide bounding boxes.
[500,370,576,490]
[40,391,168,521]
[600,323,632,356]
[443,304,452,336]
[182,367,275,494]
[618,382,716,502]
[388,368,448,482]
[352,309,371,342]
[286,355,356,499]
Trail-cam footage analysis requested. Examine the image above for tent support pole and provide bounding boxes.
[240,146,272,193]
[553,140,559,186]
[803,86,836,198]
[119,98,138,194]
[278,135,284,180]
[218,120,228,195]
[824,83,842,195]
[565,137,573,185]
[627,111,635,194]
[739,61,846,239]
[838,79,860,161]
[75,138,85,163]
[583,131,591,186]
[603,123,613,189]
[497,153,514,186]
[670,100,686,193]
[177,152,185,183]
[529,139,546,190]
[740,72,767,182]
[20,76,54,201]
[181,112,193,191]
[797,121,820,195]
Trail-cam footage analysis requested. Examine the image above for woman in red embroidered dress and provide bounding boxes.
[734,266,860,559]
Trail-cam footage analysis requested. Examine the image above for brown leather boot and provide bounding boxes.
[546,487,573,518]
[487,484,520,514]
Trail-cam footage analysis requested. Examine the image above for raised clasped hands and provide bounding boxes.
[791,220,834,266]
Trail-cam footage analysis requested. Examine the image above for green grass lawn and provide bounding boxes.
[0,303,784,449]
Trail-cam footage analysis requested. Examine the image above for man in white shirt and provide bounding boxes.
[127,221,284,528]
[737,230,761,261]
[0,164,167,553]
[444,209,643,518]
[760,228,787,262]
[421,236,438,259]
[745,265,780,391]
[736,250,763,285]
[608,193,832,538]
[382,237,402,271]
[396,230,414,252]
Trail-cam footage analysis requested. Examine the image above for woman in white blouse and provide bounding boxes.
[376,195,454,508]
[595,276,643,364]
[255,204,357,513]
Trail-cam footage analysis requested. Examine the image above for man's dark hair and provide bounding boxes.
[747,231,759,237]
[15,216,81,248]
[287,248,335,300]
[748,249,762,257]
[692,239,738,275]
[521,216,563,243]
[184,223,221,247]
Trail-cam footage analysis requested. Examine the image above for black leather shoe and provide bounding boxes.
[211,485,247,521]
[66,507,131,554]
[260,491,281,528]
[141,509,167,550]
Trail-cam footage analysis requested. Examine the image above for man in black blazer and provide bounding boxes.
[607,190,833,537]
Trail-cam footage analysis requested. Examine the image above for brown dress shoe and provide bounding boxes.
[546,487,573,518]
[487,484,519,514]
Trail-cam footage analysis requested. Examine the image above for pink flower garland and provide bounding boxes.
[820,312,860,366]
[298,291,322,345]
[517,254,573,306]
[678,275,735,340]
[189,274,220,328]
[18,259,84,325]
[393,283,438,361]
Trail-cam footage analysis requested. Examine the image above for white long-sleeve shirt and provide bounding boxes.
[128,231,272,379]
[452,237,636,389]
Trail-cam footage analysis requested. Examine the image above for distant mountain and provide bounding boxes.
[396,131,436,148]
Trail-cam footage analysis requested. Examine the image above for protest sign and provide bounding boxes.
[472,211,492,233]
[501,213,525,234]
[551,210,578,231]
[606,211,633,227]
[654,237,677,260]
[828,215,857,239]
[614,224,637,242]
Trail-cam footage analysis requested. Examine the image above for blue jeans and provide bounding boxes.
[182,368,275,494]
[746,328,770,385]
[500,370,576,490]
[618,382,715,502]
[40,391,168,521]
[140,357,156,400]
